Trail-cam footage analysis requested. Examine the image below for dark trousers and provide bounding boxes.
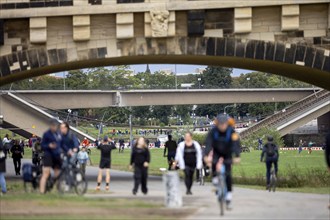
[167,151,176,170]
[133,166,148,193]
[13,158,21,174]
[184,166,195,192]
[212,162,233,192]
[266,158,278,185]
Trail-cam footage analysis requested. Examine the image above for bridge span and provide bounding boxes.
[5,88,319,109]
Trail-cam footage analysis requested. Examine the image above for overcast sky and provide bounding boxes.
[130,64,252,76]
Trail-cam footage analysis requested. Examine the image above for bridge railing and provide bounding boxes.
[240,89,329,138]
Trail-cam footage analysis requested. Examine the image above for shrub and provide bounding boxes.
[241,127,284,149]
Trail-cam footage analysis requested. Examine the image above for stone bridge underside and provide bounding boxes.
[0,1,329,88]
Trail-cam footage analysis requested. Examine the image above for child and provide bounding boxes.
[77,147,90,176]
[130,137,150,195]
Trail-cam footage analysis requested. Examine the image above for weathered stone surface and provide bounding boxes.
[295,45,306,63]
[30,17,47,43]
[206,37,215,56]
[37,49,48,67]
[246,40,256,59]
[284,44,296,64]
[304,47,316,67]
[255,41,265,60]
[225,38,235,56]
[275,42,285,62]
[235,40,245,57]
[73,15,90,41]
[234,7,252,33]
[216,38,225,56]
[265,42,275,61]
[313,49,325,70]
[27,49,39,68]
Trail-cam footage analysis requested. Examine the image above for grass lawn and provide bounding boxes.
[1,181,192,220]
[22,147,329,192]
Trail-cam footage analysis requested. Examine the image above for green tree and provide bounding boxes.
[201,66,233,88]
[151,105,172,125]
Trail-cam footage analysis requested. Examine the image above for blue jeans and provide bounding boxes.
[0,172,7,193]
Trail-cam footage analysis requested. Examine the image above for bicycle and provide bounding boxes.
[23,154,88,195]
[268,168,277,192]
[215,158,227,216]
[57,155,88,195]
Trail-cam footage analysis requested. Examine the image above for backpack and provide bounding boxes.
[266,143,276,157]
[22,163,35,182]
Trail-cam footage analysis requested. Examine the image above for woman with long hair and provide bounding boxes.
[130,137,150,195]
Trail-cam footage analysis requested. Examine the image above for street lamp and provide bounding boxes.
[66,109,72,121]
[224,104,237,115]
[246,77,250,88]
[198,78,201,89]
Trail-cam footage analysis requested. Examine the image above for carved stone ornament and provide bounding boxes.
[150,10,170,37]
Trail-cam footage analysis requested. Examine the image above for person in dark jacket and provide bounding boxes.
[96,136,116,191]
[164,135,178,170]
[260,136,279,189]
[0,140,7,194]
[130,137,150,195]
[40,119,62,194]
[325,133,330,172]
[10,140,23,175]
[60,122,79,156]
[204,114,241,210]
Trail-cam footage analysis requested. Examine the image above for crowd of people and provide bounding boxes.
[0,114,329,212]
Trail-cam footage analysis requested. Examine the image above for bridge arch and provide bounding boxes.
[1,37,329,89]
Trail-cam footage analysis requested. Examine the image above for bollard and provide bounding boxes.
[163,171,182,208]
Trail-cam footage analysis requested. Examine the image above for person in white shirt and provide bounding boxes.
[174,132,203,195]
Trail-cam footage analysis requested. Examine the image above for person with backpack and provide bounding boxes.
[174,132,203,195]
[40,119,62,194]
[10,140,23,175]
[260,136,279,190]
[204,114,241,209]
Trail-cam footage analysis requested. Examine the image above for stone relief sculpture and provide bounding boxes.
[150,10,170,37]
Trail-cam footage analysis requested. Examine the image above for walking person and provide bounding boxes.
[77,147,90,176]
[10,140,23,175]
[174,132,203,195]
[2,134,11,156]
[40,119,62,194]
[96,136,116,191]
[298,139,303,154]
[130,137,150,195]
[0,140,7,195]
[260,136,279,190]
[164,135,177,170]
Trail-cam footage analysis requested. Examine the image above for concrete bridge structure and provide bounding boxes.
[1,0,330,88]
[3,88,321,109]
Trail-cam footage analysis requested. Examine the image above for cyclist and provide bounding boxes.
[164,135,177,170]
[174,132,203,195]
[96,136,116,191]
[60,122,79,158]
[260,136,279,190]
[40,119,62,194]
[205,114,241,210]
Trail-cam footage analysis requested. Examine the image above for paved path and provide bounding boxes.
[5,159,330,219]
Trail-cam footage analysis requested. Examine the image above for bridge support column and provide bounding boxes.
[281,5,300,31]
[317,112,330,134]
[73,15,90,41]
[30,17,47,43]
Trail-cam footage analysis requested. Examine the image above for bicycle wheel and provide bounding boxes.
[74,170,88,195]
[218,178,225,216]
[272,175,277,192]
[57,172,72,194]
